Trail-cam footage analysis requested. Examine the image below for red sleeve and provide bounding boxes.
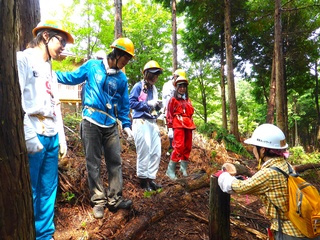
[166,97,175,128]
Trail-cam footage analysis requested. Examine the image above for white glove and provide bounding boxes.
[218,172,236,194]
[168,128,173,138]
[26,136,44,154]
[147,100,158,108]
[124,127,134,142]
[59,143,67,159]
[157,100,163,109]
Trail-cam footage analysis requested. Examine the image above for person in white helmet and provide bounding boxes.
[161,69,187,155]
[17,19,73,240]
[217,124,320,240]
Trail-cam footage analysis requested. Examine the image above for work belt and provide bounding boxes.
[84,105,123,128]
[84,106,116,122]
[29,114,54,134]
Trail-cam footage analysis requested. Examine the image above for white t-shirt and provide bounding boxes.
[162,80,175,114]
[17,48,65,144]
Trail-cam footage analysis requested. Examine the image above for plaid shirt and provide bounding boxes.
[231,157,305,237]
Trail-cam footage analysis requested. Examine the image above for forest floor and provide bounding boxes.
[53,128,320,240]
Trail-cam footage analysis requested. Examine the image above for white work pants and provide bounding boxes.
[132,118,161,179]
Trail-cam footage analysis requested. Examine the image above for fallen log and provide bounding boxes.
[113,172,210,240]
[293,163,320,173]
[230,219,267,239]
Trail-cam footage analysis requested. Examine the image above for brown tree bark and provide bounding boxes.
[114,0,122,39]
[224,0,239,141]
[293,163,320,173]
[274,0,286,133]
[315,62,320,147]
[172,0,178,71]
[16,0,40,50]
[220,29,228,130]
[0,0,38,238]
[266,53,276,124]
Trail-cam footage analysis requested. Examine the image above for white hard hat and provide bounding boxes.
[244,123,288,149]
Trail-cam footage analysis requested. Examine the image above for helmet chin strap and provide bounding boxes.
[103,59,119,75]
[45,36,54,61]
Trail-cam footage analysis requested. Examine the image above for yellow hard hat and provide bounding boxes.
[173,69,186,78]
[32,20,74,44]
[143,60,163,74]
[174,76,189,87]
[110,38,135,57]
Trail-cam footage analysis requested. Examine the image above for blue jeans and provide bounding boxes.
[28,134,59,240]
[81,119,123,207]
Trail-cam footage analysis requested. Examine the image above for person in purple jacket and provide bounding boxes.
[129,60,163,192]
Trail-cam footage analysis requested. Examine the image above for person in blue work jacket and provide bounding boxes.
[56,38,135,218]
[129,60,163,192]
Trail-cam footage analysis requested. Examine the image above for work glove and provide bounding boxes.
[155,100,163,111]
[124,127,134,142]
[218,172,236,194]
[26,136,44,154]
[147,100,158,108]
[159,108,165,114]
[59,143,67,159]
[235,175,248,180]
[168,128,174,138]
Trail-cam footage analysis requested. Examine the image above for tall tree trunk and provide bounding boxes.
[266,53,276,124]
[274,0,286,132]
[114,0,122,39]
[16,0,40,50]
[315,61,320,148]
[220,29,227,130]
[86,3,91,59]
[0,0,37,238]
[172,0,177,71]
[224,0,239,141]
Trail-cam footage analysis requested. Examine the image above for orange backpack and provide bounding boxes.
[270,164,320,238]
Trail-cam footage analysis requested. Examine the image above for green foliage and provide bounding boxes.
[289,146,320,165]
[63,112,83,155]
[123,0,172,88]
[143,188,163,198]
[51,0,320,153]
[62,192,75,202]
[63,113,82,129]
[196,122,251,158]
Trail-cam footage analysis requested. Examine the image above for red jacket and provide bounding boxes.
[166,97,196,130]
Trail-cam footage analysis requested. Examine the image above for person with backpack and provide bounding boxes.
[129,60,163,192]
[165,76,196,180]
[217,123,320,239]
[56,37,135,218]
[17,20,72,239]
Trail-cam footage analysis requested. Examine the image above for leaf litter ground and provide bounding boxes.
[53,130,320,240]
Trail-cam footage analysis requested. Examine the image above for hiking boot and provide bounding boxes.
[148,179,162,190]
[139,178,152,191]
[107,199,133,213]
[93,205,104,219]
